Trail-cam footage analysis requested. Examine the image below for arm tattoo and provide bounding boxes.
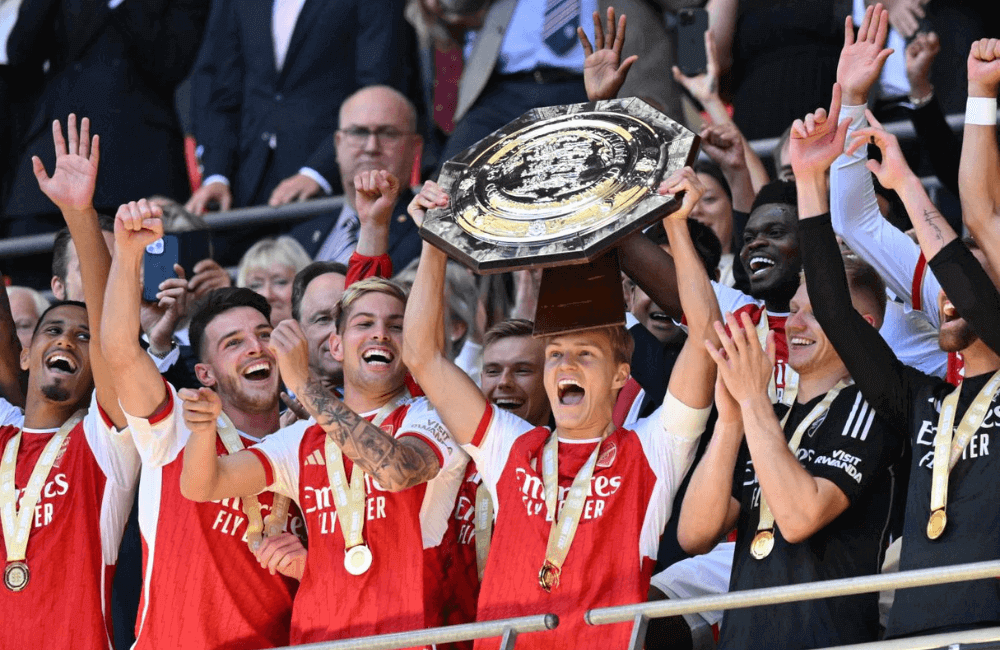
[299,379,441,491]
[924,208,945,243]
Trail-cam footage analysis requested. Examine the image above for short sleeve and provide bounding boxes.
[121,380,187,468]
[396,397,463,472]
[83,391,140,489]
[804,388,900,504]
[461,404,535,500]
[0,398,24,428]
[249,419,312,501]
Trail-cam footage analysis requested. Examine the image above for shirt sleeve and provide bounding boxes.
[83,391,141,490]
[396,397,464,472]
[247,419,312,501]
[461,404,535,502]
[346,251,393,287]
[803,388,902,505]
[881,301,948,379]
[121,380,188,468]
[829,103,943,328]
[0,397,23,428]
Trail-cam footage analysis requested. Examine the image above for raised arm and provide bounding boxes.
[354,170,400,258]
[959,38,1000,274]
[579,8,637,102]
[401,183,490,445]
[33,116,125,428]
[101,199,170,418]
[0,286,26,407]
[268,319,442,491]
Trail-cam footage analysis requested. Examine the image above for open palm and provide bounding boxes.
[579,8,637,101]
[33,114,100,213]
[836,4,893,104]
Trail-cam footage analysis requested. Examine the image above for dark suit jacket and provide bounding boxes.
[288,189,422,274]
[3,0,208,227]
[191,0,410,209]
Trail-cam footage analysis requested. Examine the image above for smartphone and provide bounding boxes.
[676,8,710,77]
[142,230,214,302]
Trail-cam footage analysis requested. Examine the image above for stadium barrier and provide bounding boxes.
[268,613,558,650]
[585,559,1000,650]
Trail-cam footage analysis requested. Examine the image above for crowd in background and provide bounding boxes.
[0,0,999,649]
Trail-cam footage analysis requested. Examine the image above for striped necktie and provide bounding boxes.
[542,0,580,56]
[318,208,360,264]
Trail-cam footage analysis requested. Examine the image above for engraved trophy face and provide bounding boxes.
[421,98,700,273]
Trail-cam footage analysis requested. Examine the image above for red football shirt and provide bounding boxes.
[465,393,709,650]
[249,394,466,644]
[714,284,791,402]
[124,384,305,650]
[0,394,139,650]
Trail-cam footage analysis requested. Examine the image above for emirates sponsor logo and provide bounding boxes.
[513,467,621,522]
[210,496,305,540]
[14,473,69,529]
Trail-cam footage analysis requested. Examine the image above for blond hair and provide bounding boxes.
[236,236,312,288]
[335,277,409,333]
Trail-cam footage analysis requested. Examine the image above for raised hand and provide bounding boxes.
[579,8,638,101]
[906,31,940,100]
[178,387,223,438]
[407,180,450,228]
[789,83,851,179]
[700,122,746,173]
[704,311,775,406]
[846,110,916,191]
[188,259,233,301]
[267,319,311,396]
[355,170,401,229]
[657,166,706,221]
[114,199,165,258]
[141,266,190,356]
[671,28,720,107]
[885,0,929,39]
[32,114,100,215]
[968,38,1000,98]
[836,3,893,106]
[713,371,742,427]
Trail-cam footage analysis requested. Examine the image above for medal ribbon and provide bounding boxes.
[540,431,605,581]
[474,484,493,582]
[0,411,83,563]
[929,369,1000,520]
[324,388,411,553]
[216,413,290,549]
[755,381,848,539]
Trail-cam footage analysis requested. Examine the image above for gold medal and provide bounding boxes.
[926,508,947,540]
[3,561,29,592]
[538,562,560,592]
[344,544,373,576]
[750,530,775,560]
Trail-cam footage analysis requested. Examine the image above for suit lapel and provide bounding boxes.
[275,0,321,87]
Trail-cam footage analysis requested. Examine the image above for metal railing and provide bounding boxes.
[586,559,1000,650]
[269,613,558,650]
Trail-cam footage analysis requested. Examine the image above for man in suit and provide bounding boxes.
[288,85,423,274]
[185,0,412,266]
[1,0,209,286]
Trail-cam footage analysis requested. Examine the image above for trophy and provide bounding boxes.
[421,98,700,334]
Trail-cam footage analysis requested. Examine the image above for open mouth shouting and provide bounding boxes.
[492,396,525,410]
[45,351,79,376]
[361,346,395,368]
[747,255,776,278]
[557,378,586,406]
[241,360,274,382]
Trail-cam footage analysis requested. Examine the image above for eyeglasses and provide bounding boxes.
[338,126,413,146]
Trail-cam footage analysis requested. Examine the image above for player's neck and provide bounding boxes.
[554,420,615,442]
[23,393,85,431]
[960,339,1000,379]
[342,381,407,415]
[221,402,280,438]
[796,367,851,404]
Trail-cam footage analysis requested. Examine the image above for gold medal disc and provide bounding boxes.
[538,563,560,592]
[3,561,29,592]
[927,509,947,540]
[344,545,373,576]
[750,530,775,560]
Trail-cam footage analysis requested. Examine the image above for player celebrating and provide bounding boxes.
[178,276,466,643]
[402,168,719,649]
[102,201,307,649]
[0,115,139,650]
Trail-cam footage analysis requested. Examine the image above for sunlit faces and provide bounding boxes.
[937,248,999,353]
[195,307,279,413]
[20,304,94,406]
[543,331,629,436]
[299,272,348,385]
[482,335,551,427]
[785,284,846,377]
[335,87,420,188]
[691,173,734,254]
[740,204,801,303]
[244,265,297,326]
[331,291,407,394]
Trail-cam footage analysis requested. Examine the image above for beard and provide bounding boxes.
[41,382,71,402]
[939,319,979,353]
[215,373,278,413]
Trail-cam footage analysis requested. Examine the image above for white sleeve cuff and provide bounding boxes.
[147,345,180,373]
[298,167,333,195]
[201,174,230,188]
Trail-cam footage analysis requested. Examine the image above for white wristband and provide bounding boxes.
[966,97,998,126]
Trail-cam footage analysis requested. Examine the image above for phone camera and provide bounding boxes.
[146,239,165,255]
